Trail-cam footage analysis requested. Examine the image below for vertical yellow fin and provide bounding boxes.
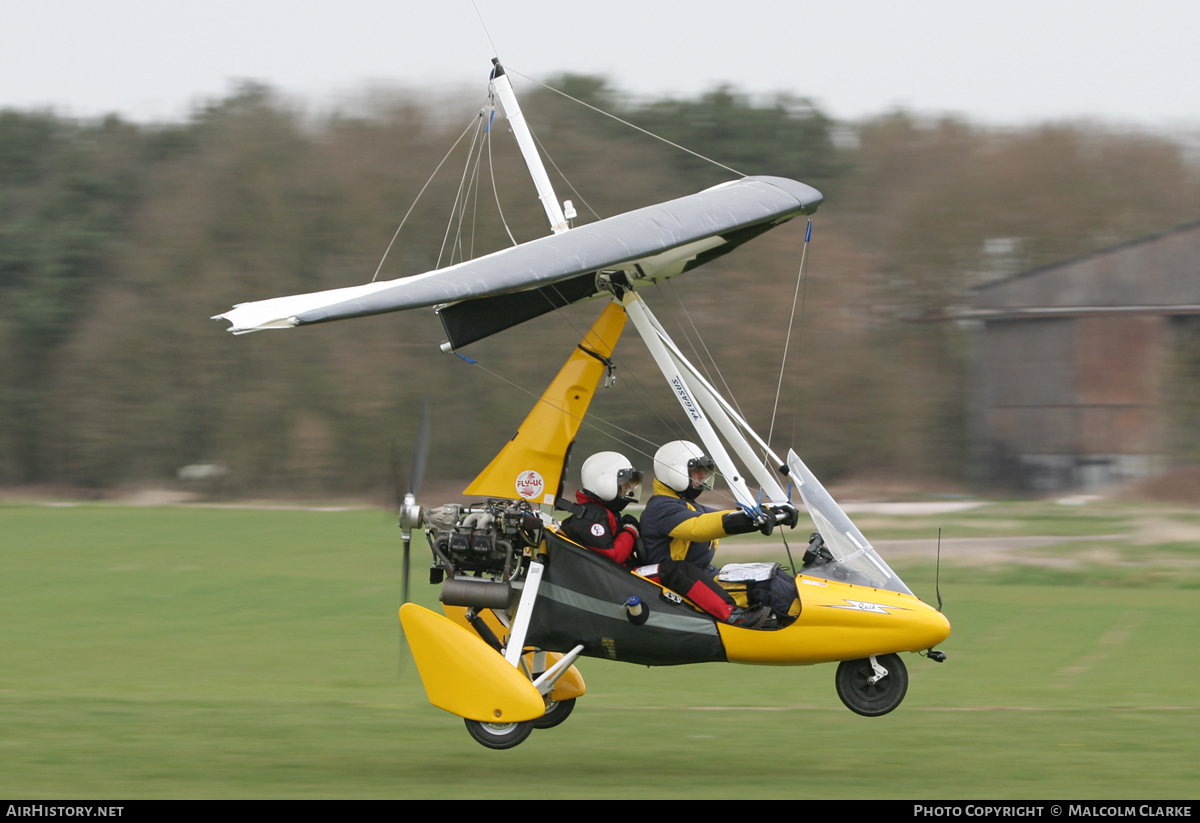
[463,301,626,502]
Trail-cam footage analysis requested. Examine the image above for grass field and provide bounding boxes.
[2,501,1198,798]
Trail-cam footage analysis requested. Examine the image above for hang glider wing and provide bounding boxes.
[213,175,822,339]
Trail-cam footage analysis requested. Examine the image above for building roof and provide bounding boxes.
[969,220,1200,317]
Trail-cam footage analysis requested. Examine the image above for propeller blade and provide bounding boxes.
[409,399,431,497]
[396,399,430,678]
[385,439,404,516]
[402,536,411,604]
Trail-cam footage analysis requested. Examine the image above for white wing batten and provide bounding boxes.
[213,176,822,335]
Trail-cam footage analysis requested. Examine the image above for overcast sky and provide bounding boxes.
[3,0,1197,129]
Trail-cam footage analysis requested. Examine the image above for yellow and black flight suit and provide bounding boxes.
[637,479,764,621]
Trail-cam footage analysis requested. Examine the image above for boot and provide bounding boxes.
[726,604,771,629]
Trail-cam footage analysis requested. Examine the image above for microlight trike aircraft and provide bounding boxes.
[214,60,951,749]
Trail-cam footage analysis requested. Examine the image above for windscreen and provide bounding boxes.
[785,450,912,596]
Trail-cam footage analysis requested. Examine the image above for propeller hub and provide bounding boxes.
[399,492,423,539]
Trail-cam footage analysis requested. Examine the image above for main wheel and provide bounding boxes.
[464,718,534,750]
[835,653,908,717]
[531,697,576,730]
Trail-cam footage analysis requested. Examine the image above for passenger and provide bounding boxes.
[636,441,776,628]
[559,451,643,565]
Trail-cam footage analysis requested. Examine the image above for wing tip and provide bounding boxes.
[210,311,299,335]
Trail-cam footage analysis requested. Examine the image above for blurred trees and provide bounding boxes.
[0,111,142,484]
[2,80,1198,496]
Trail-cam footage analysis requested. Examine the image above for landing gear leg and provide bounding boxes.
[835,653,909,716]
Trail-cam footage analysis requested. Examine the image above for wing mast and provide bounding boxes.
[489,60,571,235]
[494,71,791,512]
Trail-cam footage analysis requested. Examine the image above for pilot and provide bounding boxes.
[559,451,644,565]
[560,450,767,628]
[636,440,778,628]
[638,443,806,633]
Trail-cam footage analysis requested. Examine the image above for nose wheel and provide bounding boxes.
[835,653,908,716]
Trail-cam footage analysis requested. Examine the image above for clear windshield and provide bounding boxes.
[785,450,913,596]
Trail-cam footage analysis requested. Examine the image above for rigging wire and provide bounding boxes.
[485,103,520,247]
[452,272,716,477]
[768,218,813,455]
[406,65,771,509]
[515,275,684,447]
[504,67,747,179]
[450,122,488,266]
[437,111,487,269]
[371,112,484,282]
[470,0,501,62]
[468,125,483,261]
[605,347,698,447]
[537,283,697,446]
[455,352,661,460]
[660,279,750,424]
[657,281,718,392]
[352,51,771,512]
[509,285,738,508]
[454,348,741,508]
[528,127,602,222]
[451,132,480,264]
[788,221,814,447]
[514,264,772,504]
[455,73,753,477]
[653,282,781,509]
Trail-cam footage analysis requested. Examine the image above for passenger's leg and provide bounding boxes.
[655,560,737,621]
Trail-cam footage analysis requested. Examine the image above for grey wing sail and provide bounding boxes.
[212,176,822,340]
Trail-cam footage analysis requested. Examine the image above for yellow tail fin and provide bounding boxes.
[464,301,626,502]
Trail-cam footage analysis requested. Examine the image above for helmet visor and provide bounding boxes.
[616,467,643,502]
[687,456,716,491]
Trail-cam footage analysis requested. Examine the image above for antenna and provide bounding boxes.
[920,527,949,663]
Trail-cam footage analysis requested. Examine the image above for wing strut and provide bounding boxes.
[621,291,789,511]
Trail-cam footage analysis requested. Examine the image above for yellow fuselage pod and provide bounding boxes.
[717,576,951,665]
[440,604,586,700]
[463,301,626,503]
[399,603,545,722]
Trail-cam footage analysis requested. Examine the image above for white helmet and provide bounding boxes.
[653,440,717,494]
[580,452,643,504]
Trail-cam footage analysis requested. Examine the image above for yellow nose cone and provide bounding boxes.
[719,578,951,665]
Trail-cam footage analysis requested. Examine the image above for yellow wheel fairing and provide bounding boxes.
[399,603,546,722]
[524,651,586,699]
[717,575,951,665]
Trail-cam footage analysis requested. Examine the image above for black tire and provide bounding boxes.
[464,718,534,750]
[835,653,908,717]
[531,697,576,730]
